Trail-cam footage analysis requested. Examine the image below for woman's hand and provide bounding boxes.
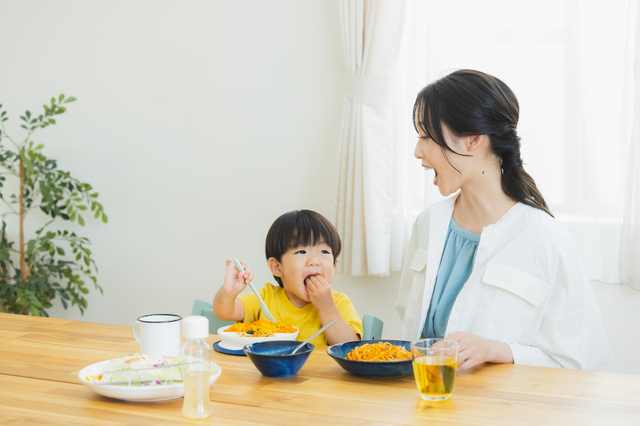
[446,332,514,372]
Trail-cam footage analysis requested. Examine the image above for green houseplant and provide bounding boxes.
[0,95,107,316]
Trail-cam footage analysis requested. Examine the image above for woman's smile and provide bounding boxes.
[422,163,439,186]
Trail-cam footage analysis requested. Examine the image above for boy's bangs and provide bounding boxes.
[288,219,331,253]
[266,209,342,265]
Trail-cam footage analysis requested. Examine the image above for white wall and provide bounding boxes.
[0,0,347,329]
[0,0,637,375]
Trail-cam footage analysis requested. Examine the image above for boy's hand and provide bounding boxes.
[305,275,335,311]
[223,258,253,296]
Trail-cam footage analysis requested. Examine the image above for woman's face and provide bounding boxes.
[414,122,466,197]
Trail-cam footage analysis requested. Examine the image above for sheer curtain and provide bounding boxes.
[621,0,640,290]
[331,0,407,276]
[387,0,635,284]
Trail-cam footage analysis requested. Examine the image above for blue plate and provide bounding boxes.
[213,341,246,356]
[327,340,413,378]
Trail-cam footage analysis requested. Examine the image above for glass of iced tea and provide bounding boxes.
[411,339,459,401]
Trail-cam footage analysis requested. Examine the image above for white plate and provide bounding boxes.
[78,360,222,401]
[217,325,299,350]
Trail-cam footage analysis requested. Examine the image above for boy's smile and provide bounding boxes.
[268,241,337,309]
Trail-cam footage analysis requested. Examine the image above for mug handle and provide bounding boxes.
[133,321,141,343]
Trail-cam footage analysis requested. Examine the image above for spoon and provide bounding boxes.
[291,320,336,354]
[232,258,277,323]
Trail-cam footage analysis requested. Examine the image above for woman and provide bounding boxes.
[395,70,611,371]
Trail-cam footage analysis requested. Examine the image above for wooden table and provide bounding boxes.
[0,314,639,425]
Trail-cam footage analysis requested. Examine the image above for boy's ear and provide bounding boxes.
[333,259,338,269]
[268,257,284,277]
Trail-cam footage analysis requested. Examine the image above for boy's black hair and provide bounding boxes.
[265,210,341,287]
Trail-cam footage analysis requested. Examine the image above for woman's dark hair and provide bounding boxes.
[265,210,341,287]
[413,69,552,217]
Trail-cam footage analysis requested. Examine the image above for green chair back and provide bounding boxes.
[362,314,384,340]
[191,299,234,335]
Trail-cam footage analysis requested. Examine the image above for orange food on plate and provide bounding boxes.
[346,342,412,361]
[226,320,296,337]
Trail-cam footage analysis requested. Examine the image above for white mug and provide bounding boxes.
[133,314,182,356]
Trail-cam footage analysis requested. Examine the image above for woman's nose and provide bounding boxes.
[414,142,422,159]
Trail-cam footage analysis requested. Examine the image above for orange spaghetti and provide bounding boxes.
[346,342,412,362]
[226,320,296,337]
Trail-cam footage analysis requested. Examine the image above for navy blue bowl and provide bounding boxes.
[243,340,315,378]
[327,340,413,378]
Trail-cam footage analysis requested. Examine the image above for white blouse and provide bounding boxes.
[395,195,612,370]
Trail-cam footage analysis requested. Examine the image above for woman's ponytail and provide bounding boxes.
[494,127,553,217]
[500,143,552,217]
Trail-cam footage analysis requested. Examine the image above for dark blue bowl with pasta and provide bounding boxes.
[326,340,413,378]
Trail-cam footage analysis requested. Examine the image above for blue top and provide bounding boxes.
[421,218,480,339]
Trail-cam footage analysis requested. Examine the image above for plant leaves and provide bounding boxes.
[78,215,85,226]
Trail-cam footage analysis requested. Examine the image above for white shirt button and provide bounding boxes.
[481,246,488,252]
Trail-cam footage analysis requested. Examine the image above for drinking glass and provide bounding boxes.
[411,339,459,401]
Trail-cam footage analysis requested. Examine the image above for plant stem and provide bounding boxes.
[0,198,17,214]
[19,158,25,279]
[0,123,21,151]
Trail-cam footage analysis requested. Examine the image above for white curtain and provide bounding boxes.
[387,0,635,284]
[620,0,640,290]
[331,0,407,276]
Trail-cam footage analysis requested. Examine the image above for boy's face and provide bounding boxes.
[268,240,337,307]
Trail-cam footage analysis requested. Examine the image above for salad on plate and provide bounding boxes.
[79,354,222,401]
[83,354,217,386]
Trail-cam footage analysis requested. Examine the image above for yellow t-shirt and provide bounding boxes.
[238,283,362,346]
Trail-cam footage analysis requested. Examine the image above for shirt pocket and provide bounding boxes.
[397,248,429,324]
[482,263,550,306]
[409,248,428,272]
[472,263,550,343]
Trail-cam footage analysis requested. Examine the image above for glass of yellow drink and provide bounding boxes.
[411,339,459,401]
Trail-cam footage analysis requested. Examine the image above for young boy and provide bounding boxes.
[213,210,362,346]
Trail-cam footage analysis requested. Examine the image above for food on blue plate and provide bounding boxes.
[346,342,412,362]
